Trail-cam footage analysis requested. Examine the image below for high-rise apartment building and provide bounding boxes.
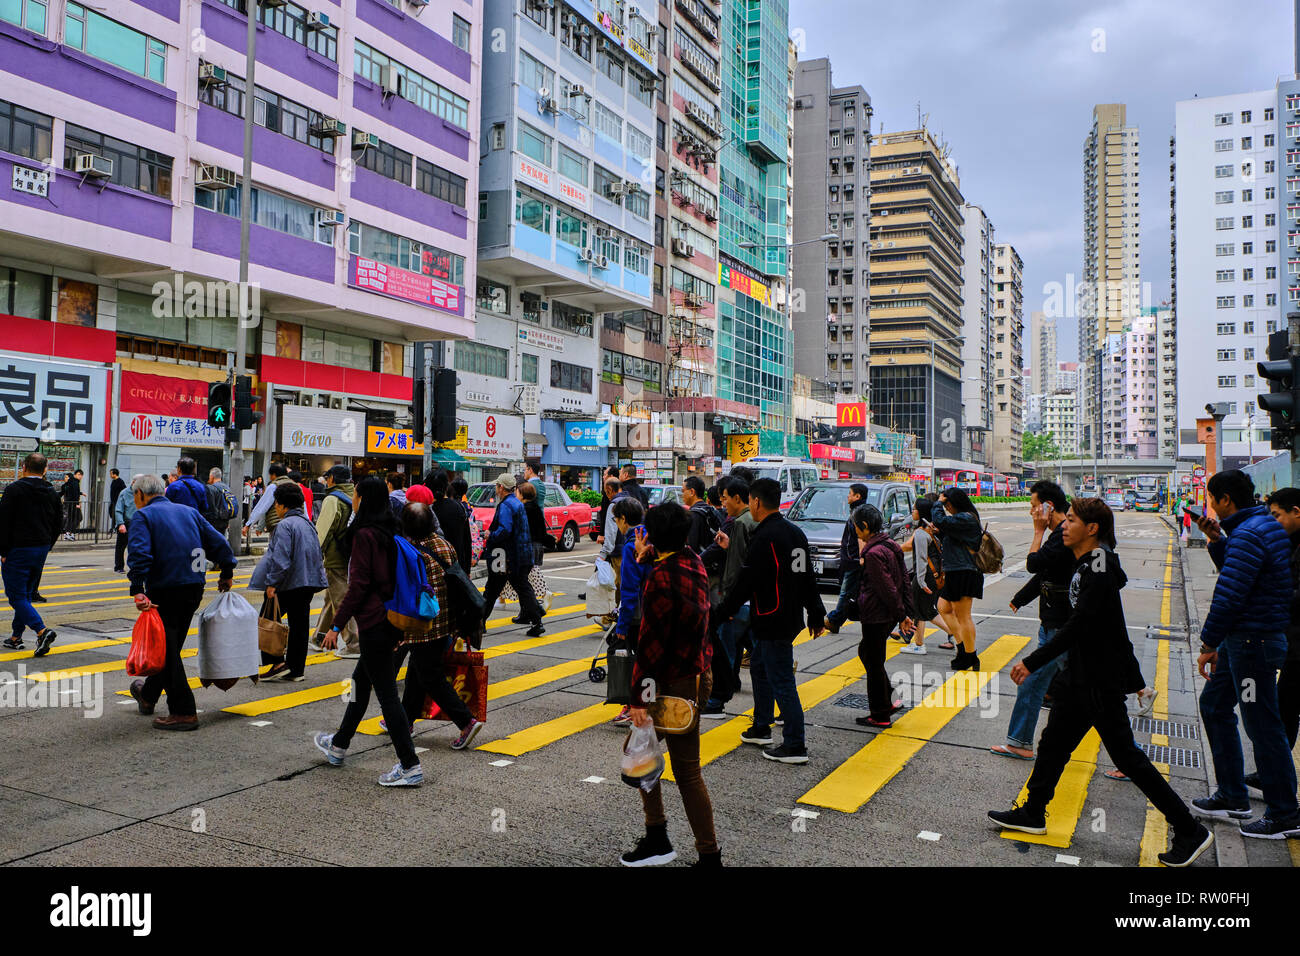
[1080,104,1140,459]
[959,204,994,466]
[0,0,481,491]
[868,128,966,462]
[1042,389,1079,457]
[1155,305,1178,459]
[1029,310,1057,395]
[991,242,1024,472]
[791,56,871,398]
[1173,90,1280,462]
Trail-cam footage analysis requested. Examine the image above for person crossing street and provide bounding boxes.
[0,453,63,655]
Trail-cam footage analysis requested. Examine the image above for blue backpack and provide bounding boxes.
[385,535,440,635]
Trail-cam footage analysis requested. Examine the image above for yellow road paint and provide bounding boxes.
[799,634,1030,814]
[113,652,343,695]
[476,700,621,756]
[17,573,255,609]
[1001,730,1102,847]
[1,637,128,663]
[1140,537,1176,866]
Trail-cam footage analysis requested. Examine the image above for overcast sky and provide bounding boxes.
[789,0,1297,363]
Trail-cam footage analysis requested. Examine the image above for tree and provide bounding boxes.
[1023,430,1061,463]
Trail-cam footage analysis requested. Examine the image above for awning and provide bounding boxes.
[428,448,471,468]
[525,431,548,447]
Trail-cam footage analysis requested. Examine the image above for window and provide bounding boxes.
[1267,108,1275,120]
[1216,217,1234,230]
[1244,295,1255,306]
[452,14,471,52]
[558,144,587,185]
[1215,138,1233,151]
[551,302,593,337]
[521,352,538,384]
[517,121,552,166]
[355,137,412,185]
[1267,240,1277,252]
[626,124,652,164]
[1215,190,1234,203]
[197,182,333,244]
[1242,215,1253,228]
[1243,321,1255,334]
[1242,110,1252,122]
[562,79,590,123]
[1214,112,1233,126]
[514,187,552,233]
[0,0,46,34]
[629,68,655,108]
[594,101,622,143]
[476,278,509,314]
[454,341,509,378]
[1243,268,1254,280]
[1215,164,1233,178]
[670,267,714,302]
[1268,293,1278,306]
[623,238,649,274]
[1216,322,1236,335]
[561,13,591,59]
[1242,190,1253,201]
[1267,266,1278,279]
[555,209,586,248]
[235,0,338,59]
[626,189,649,219]
[1216,296,1236,308]
[354,42,469,128]
[551,358,592,392]
[1245,347,1256,360]
[346,221,465,284]
[1218,375,1237,387]
[1267,214,1277,227]
[1217,349,1236,361]
[519,50,553,94]
[521,0,554,32]
[1216,243,1235,256]
[64,3,165,83]
[63,123,172,197]
[1266,134,1276,147]
[0,99,52,160]
[1243,241,1254,253]
[1241,136,1252,149]
[415,159,467,208]
[593,163,618,198]
[1266,160,1276,173]
[597,42,623,85]
[1216,270,1235,282]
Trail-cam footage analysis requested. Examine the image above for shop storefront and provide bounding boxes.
[114,369,242,486]
[278,405,365,479]
[542,418,609,491]
[356,423,430,481]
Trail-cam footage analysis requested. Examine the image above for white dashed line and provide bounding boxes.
[582,775,605,784]
[1056,854,1081,865]
[917,830,942,842]
[249,720,272,727]
[489,759,514,767]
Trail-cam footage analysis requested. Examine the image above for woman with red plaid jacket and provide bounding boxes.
[619,501,720,868]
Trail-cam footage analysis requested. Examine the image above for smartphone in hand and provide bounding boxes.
[1184,505,1205,521]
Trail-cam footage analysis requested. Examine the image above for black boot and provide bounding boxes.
[692,850,722,868]
[619,823,676,867]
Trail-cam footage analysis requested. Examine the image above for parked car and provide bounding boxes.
[785,480,917,589]
[643,484,682,508]
[466,482,594,552]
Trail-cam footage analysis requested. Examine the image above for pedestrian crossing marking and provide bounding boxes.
[1139,538,1175,866]
[1,637,128,663]
[1000,730,1101,847]
[19,574,256,609]
[798,634,1030,813]
[476,700,621,757]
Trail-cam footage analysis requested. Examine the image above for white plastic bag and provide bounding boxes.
[197,591,261,681]
[585,562,617,617]
[621,721,664,792]
[594,557,616,588]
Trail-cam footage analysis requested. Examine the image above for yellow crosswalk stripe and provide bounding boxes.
[11,574,255,609]
[1140,537,1176,866]
[1,637,127,663]
[799,634,1030,813]
[1001,731,1101,847]
[477,700,621,756]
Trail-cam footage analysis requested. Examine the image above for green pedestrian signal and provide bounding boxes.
[207,382,231,430]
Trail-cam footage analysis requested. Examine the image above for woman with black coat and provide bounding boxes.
[930,487,985,671]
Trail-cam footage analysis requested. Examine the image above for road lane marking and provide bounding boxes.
[475,700,621,757]
[1140,536,1176,867]
[1000,730,1102,848]
[798,634,1030,814]
[1,637,128,663]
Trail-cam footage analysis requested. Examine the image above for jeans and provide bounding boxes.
[751,638,804,749]
[3,545,50,639]
[63,501,78,534]
[709,605,750,705]
[1028,683,1196,831]
[332,621,419,770]
[401,636,473,730]
[857,621,895,720]
[827,562,861,627]
[1200,631,1299,820]
[139,583,205,717]
[483,565,543,626]
[260,587,314,677]
[640,672,718,855]
[1005,625,1064,748]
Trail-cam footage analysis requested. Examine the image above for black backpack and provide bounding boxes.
[425,544,487,649]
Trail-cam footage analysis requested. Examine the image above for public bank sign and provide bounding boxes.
[565,420,610,448]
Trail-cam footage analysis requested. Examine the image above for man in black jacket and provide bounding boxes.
[997,479,1074,759]
[717,477,826,764]
[107,468,126,530]
[430,472,472,571]
[0,453,63,655]
[682,476,720,555]
[59,469,84,540]
[619,464,650,510]
[826,483,869,634]
[1261,488,1300,784]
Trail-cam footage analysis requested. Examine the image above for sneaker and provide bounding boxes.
[313,732,346,766]
[739,725,773,745]
[377,717,414,735]
[1239,815,1300,840]
[1159,823,1214,866]
[899,642,927,655]
[762,742,809,764]
[1191,794,1253,821]
[261,662,290,681]
[378,762,423,787]
[31,593,47,603]
[334,648,361,660]
[2,637,23,651]
[856,715,892,728]
[307,638,325,653]
[739,651,751,669]
[129,679,154,716]
[987,803,1047,835]
[263,671,305,683]
[526,623,546,637]
[1243,772,1264,798]
[1133,687,1158,717]
[451,718,484,750]
[611,706,633,728]
[701,700,728,719]
[619,833,677,867]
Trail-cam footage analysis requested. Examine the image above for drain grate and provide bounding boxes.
[1139,744,1201,768]
[833,693,873,711]
[1131,717,1199,740]
[72,618,138,634]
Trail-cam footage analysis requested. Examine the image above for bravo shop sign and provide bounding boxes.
[280,405,365,457]
[118,371,230,449]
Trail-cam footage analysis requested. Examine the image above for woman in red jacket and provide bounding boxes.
[313,477,423,787]
[853,503,916,728]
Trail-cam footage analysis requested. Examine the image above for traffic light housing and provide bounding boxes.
[1257,330,1300,451]
[206,381,231,430]
[411,377,426,445]
[232,374,263,432]
[433,368,457,443]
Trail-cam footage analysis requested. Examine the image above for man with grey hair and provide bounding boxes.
[127,473,236,731]
[205,466,236,538]
[112,473,143,574]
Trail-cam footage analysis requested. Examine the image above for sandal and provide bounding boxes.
[938,641,956,650]
[990,744,1035,761]
[1103,769,1130,781]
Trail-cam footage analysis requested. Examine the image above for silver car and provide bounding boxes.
[785,480,917,589]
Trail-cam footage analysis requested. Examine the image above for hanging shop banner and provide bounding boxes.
[280,405,365,457]
[726,433,760,463]
[809,443,858,463]
[717,264,770,306]
[0,356,109,443]
[347,255,465,317]
[366,425,425,457]
[461,409,523,459]
[117,370,233,449]
[564,420,610,448]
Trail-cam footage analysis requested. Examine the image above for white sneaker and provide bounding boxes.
[899,643,927,655]
[1133,687,1158,717]
[378,762,423,787]
[335,648,361,660]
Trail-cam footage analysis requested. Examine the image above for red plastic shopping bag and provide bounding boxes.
[126,607,167,677]
[422,646,488,723]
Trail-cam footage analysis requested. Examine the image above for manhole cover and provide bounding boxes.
[1131,717,1199,740]
[1138,744,1201,768]
[73,618,138,634]
[833,693,873,711]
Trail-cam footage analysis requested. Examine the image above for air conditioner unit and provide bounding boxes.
[310,115,346,137]
[74,152,112,179]
[408,0,428,6]
[639,75,657,93]
[316,209,346,228]
[566,83,588,99]
[879,209,889,216]
[538,96,560,114]
[594,225,611,238]
[306,10,330,30]
[352,129,379,150]
[196,164,236,190]
[684,292,702,308]
[579,247,597,263]
[329,396,344,409]
[198,62,228,86]
[579,23,592,36]
[671,238,691,257]
[606,182,627,198]
[380,65,403,96]
[623,180,643,194]
[596,255,609,269]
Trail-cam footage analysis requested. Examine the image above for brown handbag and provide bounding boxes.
[258,595,289,657]
[648,676,700,734]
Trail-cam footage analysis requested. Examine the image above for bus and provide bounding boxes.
[953,470,1016,497]
[1133,475,1162,512]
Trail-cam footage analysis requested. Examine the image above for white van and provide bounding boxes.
[734,456,822,508]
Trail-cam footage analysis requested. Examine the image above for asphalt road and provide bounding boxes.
[0,511,1289,867]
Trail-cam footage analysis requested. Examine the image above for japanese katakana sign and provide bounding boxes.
[0,357,108,443]
[366,425,424,457]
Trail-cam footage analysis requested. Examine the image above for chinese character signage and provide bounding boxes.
[366,425,424,457]
[565,420,610,448]
[519,327,564,353]
[460,409,522,459]
[717,264,770,306]
[0,357,108,443]
[12,164,50,198]
[121,412,228,449]
[348,255,465,317]
[118,370,240,449]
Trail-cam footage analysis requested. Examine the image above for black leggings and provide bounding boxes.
[857,621,895,720]
[331,621,418,769]
[399,637,473,729]
[260,587,315,677]
[1278,657,1300,750]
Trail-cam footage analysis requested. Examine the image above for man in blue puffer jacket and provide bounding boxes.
[1192,469,1300,839]
[481,472,545,636]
